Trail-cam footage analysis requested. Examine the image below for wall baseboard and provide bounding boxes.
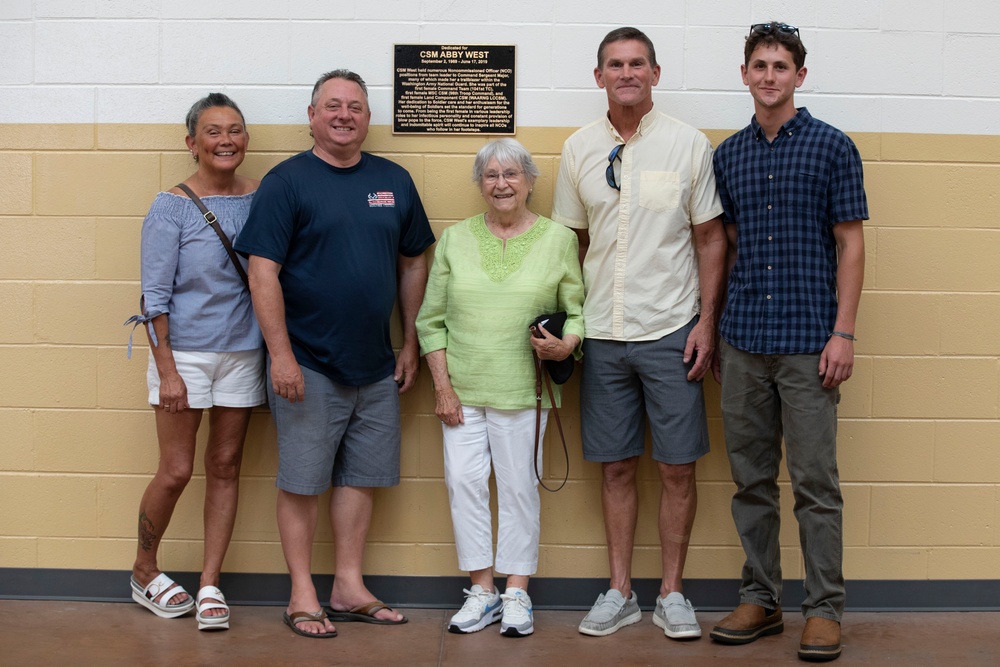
[1,569,996,612]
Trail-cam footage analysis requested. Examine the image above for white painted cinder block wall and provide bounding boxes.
[1,0,999,133]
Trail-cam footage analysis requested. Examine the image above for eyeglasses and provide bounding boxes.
[483,169,523,183]
[749,22,799,39]
[606,144,624,191]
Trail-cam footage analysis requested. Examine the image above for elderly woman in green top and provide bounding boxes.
[416,138,584,638]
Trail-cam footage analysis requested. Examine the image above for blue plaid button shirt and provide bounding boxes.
[714,108,868,355]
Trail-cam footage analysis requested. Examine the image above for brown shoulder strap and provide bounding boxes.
[534,352,569,492]
[175,183,250,291]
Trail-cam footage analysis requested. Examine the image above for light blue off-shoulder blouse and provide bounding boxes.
[138,191,262,352]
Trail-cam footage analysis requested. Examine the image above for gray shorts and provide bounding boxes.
[580,317,709,465]
[268,359,401,495]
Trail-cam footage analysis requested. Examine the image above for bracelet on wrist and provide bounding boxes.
[830,331,858,342]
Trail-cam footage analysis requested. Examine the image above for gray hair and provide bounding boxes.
[471,138,541,185]
[184,92,245,138]
[311,69,369,107]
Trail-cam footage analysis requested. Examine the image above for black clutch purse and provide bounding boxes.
[529,311,574,384]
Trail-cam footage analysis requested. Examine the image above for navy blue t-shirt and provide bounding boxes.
[235,150,435,386]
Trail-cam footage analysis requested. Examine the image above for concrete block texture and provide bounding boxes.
[0,409,33,471]
[0,0,32,20]
[96,1,159,19]
[881,0,944,32]
[866,163,1000,230]
[0,475,99,537]
[944,34,1000,98]
[33,409,159,474]
[874,228,1000,292]
[34,1,98,18]
[95,218,142,281]
[0,218,97,280]
[844,546,929,579]
[0,124,95,151]
[161,0,296,20]
[160,21,291,86]
[0,538,38,567]
[36,537,132,569]
[870,485,996,547]
[873,358,999,420]
[838,420,936,483]
[34,20,159,84]
[0,153,32,214]
[290,22,421,89]
[0,347,99,408]
[944,0,1000,33]
[1,96,1000,587]
[2,3,1000,132]
[34,153,161,217]
[98,347,158,411]
[811,30,945,97]
[35,282,140,345]
[0,282,34,344]
[933,422,1000,483]
[927,547,1000,578]
[0,22,32,85]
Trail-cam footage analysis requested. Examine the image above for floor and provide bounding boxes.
[1,600,997,666]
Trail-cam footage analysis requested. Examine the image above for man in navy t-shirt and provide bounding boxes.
[236,69,434,637]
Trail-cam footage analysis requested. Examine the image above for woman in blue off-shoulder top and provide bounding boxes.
[127,93,263,632]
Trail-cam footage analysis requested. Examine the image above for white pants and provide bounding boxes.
[443,405,548,576]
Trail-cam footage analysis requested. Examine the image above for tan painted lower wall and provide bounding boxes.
[1,123,998,582]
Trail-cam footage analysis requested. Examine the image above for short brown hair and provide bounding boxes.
[597,26,657,69]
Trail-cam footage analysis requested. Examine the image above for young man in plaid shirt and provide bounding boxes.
[709,22,868,663]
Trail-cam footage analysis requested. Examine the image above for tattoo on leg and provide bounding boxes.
[139,512,157,552]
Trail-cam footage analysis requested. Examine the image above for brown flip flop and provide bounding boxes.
[283,610,338,638]
[326,600,408,625]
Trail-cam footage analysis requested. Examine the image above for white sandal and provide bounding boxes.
[130,573,195,618]
[196,586,231,631]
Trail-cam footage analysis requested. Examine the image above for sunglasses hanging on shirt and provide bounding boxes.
[606,143,625,191]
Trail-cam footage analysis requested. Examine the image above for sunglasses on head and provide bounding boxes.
[606,144,624,191]
[749,22,800,39]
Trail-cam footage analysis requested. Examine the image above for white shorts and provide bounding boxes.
[147,349,265,409]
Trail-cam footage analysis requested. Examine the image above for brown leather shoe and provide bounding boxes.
[709,603,783,645]
[798,616,842,662]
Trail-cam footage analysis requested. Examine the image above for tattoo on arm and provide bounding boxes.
[138,511,157,552]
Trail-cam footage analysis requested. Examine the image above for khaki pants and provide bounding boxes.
[720,339,845,621]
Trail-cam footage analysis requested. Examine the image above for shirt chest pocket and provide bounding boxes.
[785,170,826,206]
[639,171,680,212]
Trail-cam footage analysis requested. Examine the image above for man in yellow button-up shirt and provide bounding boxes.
[553,25,727,641]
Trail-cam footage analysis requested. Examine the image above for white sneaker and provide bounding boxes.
[448,585,503,634]
[500,587,534,637]
[652,591,702,639]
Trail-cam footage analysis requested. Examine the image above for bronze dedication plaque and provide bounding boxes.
[393,44,516,134]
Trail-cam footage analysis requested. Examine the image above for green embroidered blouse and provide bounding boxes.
[416,213,585,409]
